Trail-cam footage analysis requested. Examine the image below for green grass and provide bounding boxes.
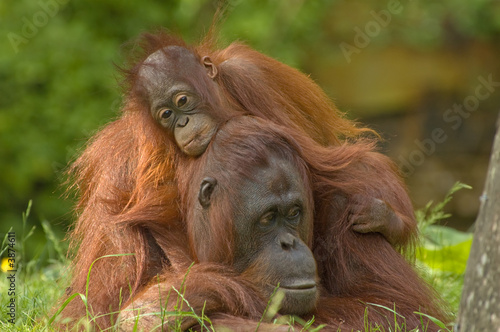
[416,182,473,314]
[0,201,68,331]
[0,183,471,331]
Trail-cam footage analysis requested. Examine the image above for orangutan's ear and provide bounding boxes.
[202,56,218,79]
[199,177,217,208]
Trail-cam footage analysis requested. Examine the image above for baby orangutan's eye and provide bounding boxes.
[176,94,188,107]
[160,109,173,119]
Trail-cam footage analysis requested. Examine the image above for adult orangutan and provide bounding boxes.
[58,31,417,328]
[118,116,448,331]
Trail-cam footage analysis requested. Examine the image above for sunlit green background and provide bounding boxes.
[1,0,499,261]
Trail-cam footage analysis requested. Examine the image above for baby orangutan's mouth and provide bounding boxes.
[181,125,218,156]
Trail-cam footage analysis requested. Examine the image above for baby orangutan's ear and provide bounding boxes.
[202,56,218,79]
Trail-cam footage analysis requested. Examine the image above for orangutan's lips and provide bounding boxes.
[184,135,198,149]
[278,281,317,290]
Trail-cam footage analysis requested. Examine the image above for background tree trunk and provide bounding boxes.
[457,112,500,332]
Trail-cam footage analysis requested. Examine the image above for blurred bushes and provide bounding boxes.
[1,0,500,260]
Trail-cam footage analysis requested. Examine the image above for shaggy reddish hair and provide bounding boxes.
[57,30,425,329]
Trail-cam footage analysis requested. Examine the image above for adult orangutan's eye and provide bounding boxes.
[288,206,301,219]
[260,212,275,227]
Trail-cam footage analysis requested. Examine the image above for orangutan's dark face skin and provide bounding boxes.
[196,155,318,315]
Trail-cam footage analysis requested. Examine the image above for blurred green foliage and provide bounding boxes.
[1,0,500,260]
